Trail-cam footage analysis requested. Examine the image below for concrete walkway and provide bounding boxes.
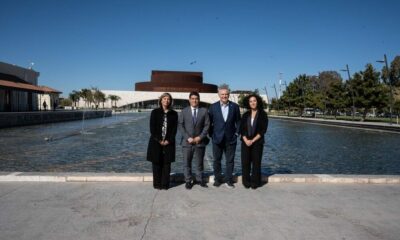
[1,182,399,240]
[1,172,400,184]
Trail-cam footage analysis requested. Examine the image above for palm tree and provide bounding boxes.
[108,95,121,109]
[92,87,106,109]
[80,88,93,108]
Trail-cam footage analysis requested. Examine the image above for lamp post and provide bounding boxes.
[376,54,393,125]
[283,81,290,116]
[341,64,355,121]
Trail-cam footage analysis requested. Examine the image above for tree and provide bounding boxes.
[317,71,343,93]
[92,87,106,109]
[348,64,389,121]
[108,95,121,108]
[382,55,400,87]
[80,88,93,108]
[280,74,315,116]
[394,100,400,116]
[326,81,347,119]
[69,90,81,109]
[60,98,72,107]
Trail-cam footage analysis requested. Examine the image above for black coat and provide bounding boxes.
[240,110,268,144]
[146,108,178,164]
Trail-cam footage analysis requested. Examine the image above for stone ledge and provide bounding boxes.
[0,172,399,184]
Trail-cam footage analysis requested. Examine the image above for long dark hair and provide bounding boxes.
[243,94,265,110]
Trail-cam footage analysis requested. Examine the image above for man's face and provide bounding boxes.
[189,95,199,108]
[218,89,229,104]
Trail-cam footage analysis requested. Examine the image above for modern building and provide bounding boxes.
[0,62,61,112]
[135,70,218,93]
[78,70,268,109]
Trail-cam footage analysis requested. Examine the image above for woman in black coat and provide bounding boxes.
[146,93,178,190]
[240,94,268,189]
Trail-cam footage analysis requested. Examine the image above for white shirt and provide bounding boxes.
[220,102,229,122]
[191,107,198,117]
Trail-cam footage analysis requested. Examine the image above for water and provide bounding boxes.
[0,113,399,174]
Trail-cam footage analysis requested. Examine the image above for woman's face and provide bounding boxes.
[249,96,258,110]
[161,96,171,109]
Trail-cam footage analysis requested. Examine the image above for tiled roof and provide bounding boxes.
[0,79,62,94]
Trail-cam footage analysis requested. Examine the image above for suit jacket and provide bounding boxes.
[178,106,210,147]
[146,108,178,164]
[240,110,268,144]
[208,101,241,144]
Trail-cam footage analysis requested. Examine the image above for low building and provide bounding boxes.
[0,61,61,112]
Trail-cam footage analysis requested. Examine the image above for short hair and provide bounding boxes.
[158,92,173,109]
[243,94,265,110]
[189,91,200,99]
[218,84,230,93]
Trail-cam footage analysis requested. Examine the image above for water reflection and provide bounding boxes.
[0,113,399,174]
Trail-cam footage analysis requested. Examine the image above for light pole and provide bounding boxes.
[376,54,393,125]
[283,81,290,116]
[341,64,355,121]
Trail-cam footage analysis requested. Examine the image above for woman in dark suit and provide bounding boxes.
[147,93,178,190]
[240,94,268,189]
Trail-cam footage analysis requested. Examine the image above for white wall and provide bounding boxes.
[76,90,269,109]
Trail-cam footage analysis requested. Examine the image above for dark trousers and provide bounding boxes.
[152,157,171,189]
[241,141,264,188]
[183,146,205,183]
[212,139,236,183]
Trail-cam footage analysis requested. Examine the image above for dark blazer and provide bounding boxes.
[208,101,241,144]
[146,108,178,164]
[178,106,210,147]
[240,110,268,144]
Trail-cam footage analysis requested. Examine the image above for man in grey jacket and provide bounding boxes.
[178,92,210,189]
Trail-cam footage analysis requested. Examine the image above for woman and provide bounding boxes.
[240,94,268,189]
[146,93,178,190]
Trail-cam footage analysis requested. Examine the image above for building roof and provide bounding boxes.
[0,79,62,94]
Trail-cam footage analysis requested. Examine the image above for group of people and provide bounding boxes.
[146,85,268,190]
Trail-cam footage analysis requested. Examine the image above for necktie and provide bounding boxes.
[193,108,197,125]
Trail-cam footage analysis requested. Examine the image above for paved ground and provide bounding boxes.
[1,182,399,240]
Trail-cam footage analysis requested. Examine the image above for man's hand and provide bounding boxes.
[193,136,201,144]
[187,137,194,144]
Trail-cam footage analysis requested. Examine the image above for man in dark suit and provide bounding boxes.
[208,84,241,188]
[178,92,210,189]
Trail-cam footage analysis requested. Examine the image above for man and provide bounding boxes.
[178,92,210,189]
[208,84,241,188]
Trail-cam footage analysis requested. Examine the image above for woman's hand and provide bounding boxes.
[159,140,169,146]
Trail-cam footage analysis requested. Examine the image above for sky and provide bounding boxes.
[1,0,399,98]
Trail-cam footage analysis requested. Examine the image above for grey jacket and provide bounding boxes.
[178,106,210,147]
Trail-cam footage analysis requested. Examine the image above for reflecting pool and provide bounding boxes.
[0,112,399,174]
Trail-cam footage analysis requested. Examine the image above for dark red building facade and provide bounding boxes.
[135,70,217,93]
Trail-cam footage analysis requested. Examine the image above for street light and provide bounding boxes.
[341,64,355,121]
[376,54,393,125]
[283,81,290,116]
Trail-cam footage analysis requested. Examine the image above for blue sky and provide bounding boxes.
[1,0,399,98]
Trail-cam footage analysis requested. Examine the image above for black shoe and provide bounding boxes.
[185,182,193,190]
[243,184,250,189]
[225,182,235,189]
[251,185,258,189]
[213,180,222,187]
[200,182,208,188]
